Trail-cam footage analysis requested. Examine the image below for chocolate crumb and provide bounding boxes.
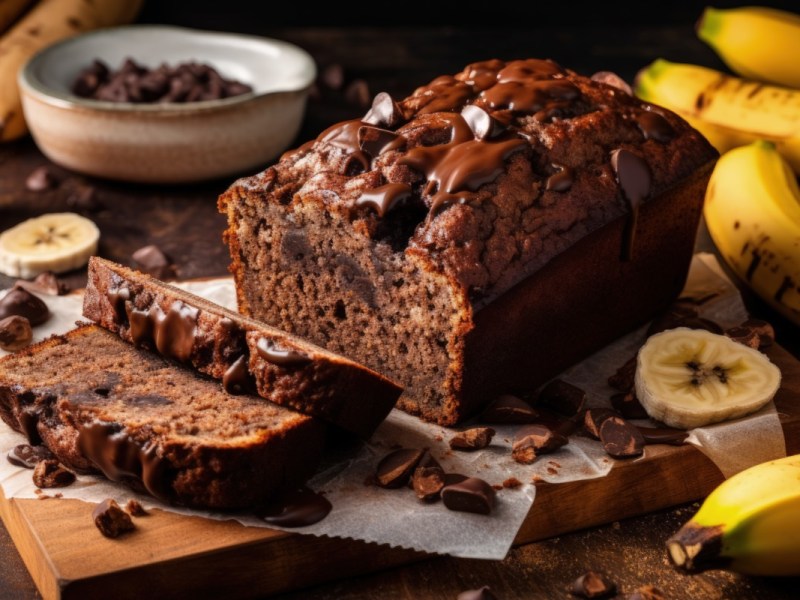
[0,315,33,352]
[92,498,136,538]
[32,459,75,488]
[25,166,59,191]
[503,477,522,489]
[547,467,558,475]
[449,427,495,451]
[569,571,617,598]
[625,585,665,600]
[125,499,148,517]
[67,185,103,212]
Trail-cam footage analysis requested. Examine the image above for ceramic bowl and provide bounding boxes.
[19,25,316,184]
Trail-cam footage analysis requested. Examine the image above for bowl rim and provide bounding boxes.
[19,24,317,114]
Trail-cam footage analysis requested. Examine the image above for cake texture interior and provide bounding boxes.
[0,326,324,509]
[219,58,718,425]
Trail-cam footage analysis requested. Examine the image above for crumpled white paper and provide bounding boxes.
[0,254,786,559]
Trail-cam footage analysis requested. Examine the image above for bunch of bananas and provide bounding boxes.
[634,5,800,327]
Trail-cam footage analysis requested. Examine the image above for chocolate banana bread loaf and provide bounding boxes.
[219,58,718,425]
[83,257,401,438]
[0,325,325,509]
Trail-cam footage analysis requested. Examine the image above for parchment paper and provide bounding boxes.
[0,254,786,559]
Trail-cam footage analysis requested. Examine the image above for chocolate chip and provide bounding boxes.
[345,79,371,108]
[32,459,75,488]
[511,424,568,464]
[569,571,617,598]
[457,586,498,600]
[363,91,403,127]
[25,166,59,191]
[125,499,148,517]
[0,315,32,351]
[320,63,344,90]
[610,391,649,420]
[537,379,586,417]
[67,185,103,212]
[375,448,425,488]
[412,454,445,502]
[600,417,645,458]
[608,355,637,392]
[480,394,538,424]
[725,325,761,349]
[449,427,495,451]
[441,477,496,515]
[583,408,620,440]
[7,444,53,469]
[357,125,402,157]
[461,104,506,140]
[92,498,136,538]
[0,287,49,325]
[16,271,69,296]
[636,426,688,446]
[625,584,665,600]
[591,71,633,95]
[741,318,774,349]
[131,244,174,279]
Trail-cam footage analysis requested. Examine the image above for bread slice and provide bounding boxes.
[0,325,325,509]
[82,257,402,438]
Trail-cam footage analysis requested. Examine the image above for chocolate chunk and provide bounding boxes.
[0,287,49,325]
[7,444,53,469]
[600,417,645,458]
[608,355,637,392]
[363,91,403,127]
[591,71,633,95]
[412,454,445,502]
[320,63,344,90]
[637,426,688,446]
[124,499,148,516]
[67,185,103,212]
[16,271,69,296]
[461,104,506,140]
[358,126,403,158]
[537,379,586,417]
[25,166,59,191]
[441,477,496,515]
[457,586,498,600]
[92,498,136,538]
[742,318,774,349]
[512,424,568,464]
[480,394,538,424]
[0,315,32,351]
[375,448,425,488]
[449,427,496,451]
[583,408,620,440]
[256,488,332,527]
[132,244,174,279]
[569,571,617,598]
[625,585,665,600]
[502,477,522,489]
[444,473,469,486]
[634,110,674,143]
[725,325,760,349]
[32,459,75,488]
[610,391,649,420]
[646,303,698,336]
[345,79,371,108]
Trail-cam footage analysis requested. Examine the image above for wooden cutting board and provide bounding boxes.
[2,344,798,600]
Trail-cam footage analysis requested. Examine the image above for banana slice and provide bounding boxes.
[635,327,781,429]
[0,213,100,278]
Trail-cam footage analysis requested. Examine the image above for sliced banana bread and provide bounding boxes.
[83,257,402,438]
[0,325,325,509]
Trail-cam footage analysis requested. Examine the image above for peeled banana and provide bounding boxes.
[668,454,800,576]
[634,59,800,173]
[703,140,800,326]
[0,212,99,278]
[697,6,800,89]
[635,328,781,429]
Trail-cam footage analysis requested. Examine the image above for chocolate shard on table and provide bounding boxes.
[375,448,425,488]
[441,476,496,515]
[0,315,32,351]
[479,394,538,424]
[536,379,587,418]
[92,498,136,538]
[610,391,649,420]
[583,408,620,440]
[219,57,717,427]
[82,257,402,438]
[569,570,617,599]
[0,286,49,325]
[600,416,645,458]
[32,459,75,488]
[511,424,568,464]
[449,426,496,451]
[411,453,446,502]
[7,444,54,469]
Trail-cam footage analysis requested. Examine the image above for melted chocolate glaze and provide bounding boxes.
[356,183,412,217]
[256,488,332,527]
[222,355,256,394]
[546,164,574,192]
[255,337,311,366]
[127,300,198,363]
[611,148,651,261]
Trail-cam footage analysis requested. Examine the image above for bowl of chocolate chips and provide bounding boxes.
[18,25,316,183]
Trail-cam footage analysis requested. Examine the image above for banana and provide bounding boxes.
[633,59,800,173]
[0,212,99,278]
[697,6,800,89]
[635,327,781,429]
[704,140,800,326]
[667,454,800,576]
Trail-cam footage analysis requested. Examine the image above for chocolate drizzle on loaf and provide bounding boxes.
[256,337,312,366]
[78,421,171,503]
[127,300,199,363]
[356,183,412,217]
[611,148,652,261]
[222,355,256,394]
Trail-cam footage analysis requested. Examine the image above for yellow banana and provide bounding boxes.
[667,454,800,576]
[697,6,800,89]
[703,140,800,326]
[634,59,800,173]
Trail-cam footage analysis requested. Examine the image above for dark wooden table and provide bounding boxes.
[2,22,800,600]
